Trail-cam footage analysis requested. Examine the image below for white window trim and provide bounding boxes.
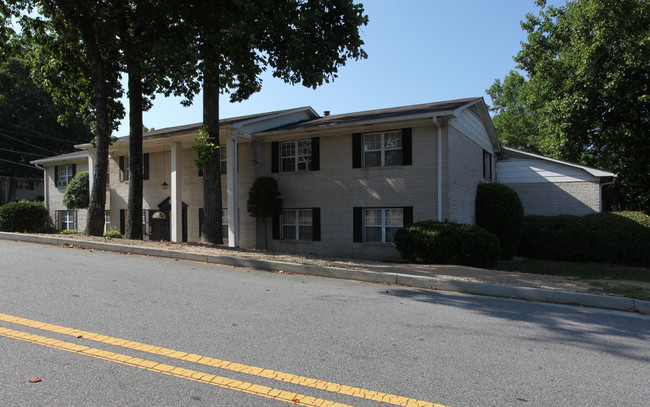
[362,130,403,168]
[363,208,403,243]
[281,209,313,241]
[57,165,74,188]
[281,140,312,172]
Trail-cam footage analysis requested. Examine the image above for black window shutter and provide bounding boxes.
[198,208,204,238]
[402,128,412,166]
[353,207,363,242]
[120,209,125,234]
[71,163,77,176]
[271,141,279,173]
[352,133,362,168]
[272,214,280,240]
[312,208,321,241]
[54,166,59,184]
[403,206,413,226]
[143,153,149,180]
[311,137,320,171]
[119,156,125,181]
[198,168,203,177]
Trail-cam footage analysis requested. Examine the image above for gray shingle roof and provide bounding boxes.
[265,97,482,132]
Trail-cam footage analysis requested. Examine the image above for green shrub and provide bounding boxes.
[0,200,51,233]
[103,228,122,238]
[475,182,524,259]
[519,212,650,266]
[63,171,89,209]
[60,229,78,235]
[395,221,501,269]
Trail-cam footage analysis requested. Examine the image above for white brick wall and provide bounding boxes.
[504,181,601,216]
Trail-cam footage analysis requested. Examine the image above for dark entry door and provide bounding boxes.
[149,210,170,241]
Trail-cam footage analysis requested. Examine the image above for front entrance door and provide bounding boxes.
[149,210,170,241]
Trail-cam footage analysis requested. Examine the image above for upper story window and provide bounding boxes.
[198,145,227,176]
[353,128,412,169]
[282,140,312,172]
[483,150,493,181]
[119,153,149,181]
[55,164,76,188]
[271,138,320,174]
[363,131,403,167]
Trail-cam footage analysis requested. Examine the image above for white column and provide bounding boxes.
[171,142,183,242]
[226,135,239,247]
[87,151,94,199]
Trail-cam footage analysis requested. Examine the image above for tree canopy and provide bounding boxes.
[489,0,650,212]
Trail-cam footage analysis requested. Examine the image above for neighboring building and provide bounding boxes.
[0,175,44,205]
[496,147,616,216]
[31,97,613,260]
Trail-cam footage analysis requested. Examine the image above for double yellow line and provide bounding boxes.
[0,313,448,407]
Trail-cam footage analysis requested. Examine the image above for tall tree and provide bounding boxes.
[189,0,368,244]
[508,0,650,211]
[0,37,92,179]
[116,1,199,239]
[12,0,125,235]
[486,70,544,154]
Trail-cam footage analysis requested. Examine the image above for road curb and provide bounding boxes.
[2,232,648,314]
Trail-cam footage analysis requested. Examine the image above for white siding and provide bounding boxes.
[497,156,597,184]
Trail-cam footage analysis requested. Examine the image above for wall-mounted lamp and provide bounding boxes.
[161,181,168,190]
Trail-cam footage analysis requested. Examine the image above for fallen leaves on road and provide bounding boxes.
[291,398,300,404]
[476,309,485,312]
[28,377,41,383]
[430,286,436,290]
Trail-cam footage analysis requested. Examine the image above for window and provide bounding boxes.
[198,208,229,240]
[222,208,228,238]
[104,211,111,233]
[56,210,77,231]
[483,150,493,181]
[198,146,227,176]
[272,138,320,173]
[55,164,75,188]
[353,206,412,243]
[353,129,411,168]
[281,140,312,172]
[363,131,402,167]
[281,209,313,241]
[119,153,149,181]
[364,208,403,243]
[16,180,34,190]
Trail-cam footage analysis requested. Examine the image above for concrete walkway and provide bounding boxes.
[1,232,648,314]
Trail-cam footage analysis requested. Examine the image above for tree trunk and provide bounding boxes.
[73,16,110,237]
[200,71,223,245]
[125,69,143,239]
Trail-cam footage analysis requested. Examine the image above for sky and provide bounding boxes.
[117,0,566,136]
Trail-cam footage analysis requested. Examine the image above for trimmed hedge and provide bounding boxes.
[475,182,524,259]
[519,212,650,266]
[395,221,501,269]
[0,200,51,233]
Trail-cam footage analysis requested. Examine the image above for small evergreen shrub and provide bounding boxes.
[0,200,51,233]
[60,229,78,235]
[395,221,501,269]
[519,212,650,266]
[475,182,524,259]
[103,228,122,238]
[63,171,89,209]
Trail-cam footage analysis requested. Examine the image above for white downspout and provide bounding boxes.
[34,163,48,211]
[432,117,443,222]
[599,178,616,212]
[226,131,240,247]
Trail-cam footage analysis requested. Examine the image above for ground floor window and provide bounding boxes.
[56,210,77,231]
[363,208,403,243]
[199,208,229,240]
[281,209,313,241]
[104,211,111,233]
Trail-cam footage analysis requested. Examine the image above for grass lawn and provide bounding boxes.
[496,258,650,301]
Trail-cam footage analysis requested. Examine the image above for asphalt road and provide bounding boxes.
[1,240,648,407]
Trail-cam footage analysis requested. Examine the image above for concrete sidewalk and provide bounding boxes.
[1,232,648,314]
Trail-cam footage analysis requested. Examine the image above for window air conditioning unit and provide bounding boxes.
[297,162,309,171]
